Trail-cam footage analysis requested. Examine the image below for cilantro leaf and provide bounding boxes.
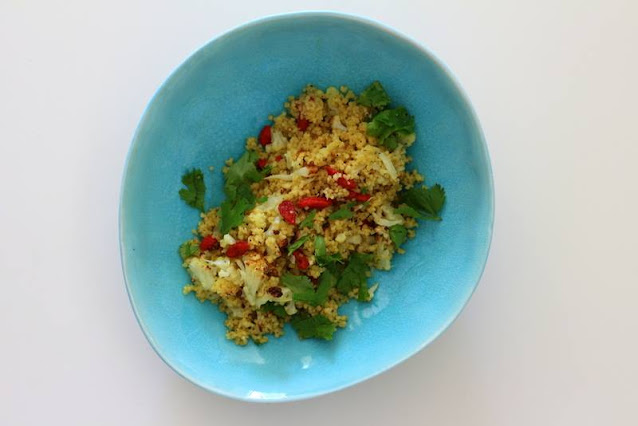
[299,210,317,229]
[280,269,335,307]
[315,269,337,303]
[357,81,391,109]
[389,225,407,247]
[400,184,446,220]
[280,273,314,293]
[219,197,253,235]
[394,204,426,219]
[367,107,415,150]
[280,273,316,304]
[256,196,268,203]
[328,202,356,220]
[287,235,310,256]
[261,302,288,318]
[314,236,342,267]
[260,165,273,177]
[179,169,206,212]
[218,151,267,234]
[179,240,200,260]
[336,252,372,301]
[224,151,264,199]
[290,313,337,340]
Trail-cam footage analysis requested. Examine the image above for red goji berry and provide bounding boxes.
[293,250,309,270]
[258,125,272,146]
[297,118,309,131]
[337,176,357,190]
[226,241,250,258]
[199,235,219,251]
[324,166,338,176]
[297,197,333,209]
[347,191,371,202]
[278,200,297,224]
[256,158,268,170]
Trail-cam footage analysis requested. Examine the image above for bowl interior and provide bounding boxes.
[120,12,493,401]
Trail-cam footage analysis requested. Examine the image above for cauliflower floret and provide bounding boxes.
[378,151,398,181]
[265,130,288,152]
[237,253,292,307]
[186,257,236,290]
[220,234,236,248]
[373,204,404,227]
[265,166,310,181]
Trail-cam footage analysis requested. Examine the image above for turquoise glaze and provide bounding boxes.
[119,12,493,402]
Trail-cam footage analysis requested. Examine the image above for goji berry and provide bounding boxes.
[199,235,219,251]
[278,200,297,224]
[297,197,333,209]
[297,118,309,131]
[293,250,309,270]
[258,125,272,146]
[337,176,357,190]
[347,191,371,202]
[256,158,268,170]
[324,166,338,175]
[226,241,250,258]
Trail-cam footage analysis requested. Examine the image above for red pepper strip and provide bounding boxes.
[275,155,283,161]
[297,118,309,131]
[347,191,371,202]
[226,241,250,258]
[256,158,268,170]
[278,200,297,224]
[199,235,219,251]
[324,166,338,175]
[293,250,309,270]
[258,125,272,146]
[337,176,357,190]
[297,197,333,209]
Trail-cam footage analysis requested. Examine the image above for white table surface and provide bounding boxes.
[2,1,637,424]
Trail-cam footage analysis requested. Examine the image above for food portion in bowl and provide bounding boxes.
[178,82,445,345]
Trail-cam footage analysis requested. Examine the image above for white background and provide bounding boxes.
[1,1,637,425]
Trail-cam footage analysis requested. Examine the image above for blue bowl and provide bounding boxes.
[119,11,493,402]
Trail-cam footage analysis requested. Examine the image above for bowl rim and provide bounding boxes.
[118,10,495,403]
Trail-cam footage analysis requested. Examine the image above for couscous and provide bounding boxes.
[178,82,445,345]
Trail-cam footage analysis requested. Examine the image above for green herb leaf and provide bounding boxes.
[299,210,317,229]
[219,197,253,235]
[357,81,391,109]
[179,169,206,212]
[389,224,407,247]
[287,235,310,256]
[367,107,415,150]
[256,196,268,203]
[179,240,200,260]
[260,165,273,177]
[394,204,426,219]
[314,236,342,266]
[336,252,372,299]
[218,151,267,234]
[316,269,337,302]
[280,269,335,307]
[400,184,446,220]
[224,151,264,200]
[328,202,356,220]
[290,314,337,340]
[261,302,288,318]
[280,273,316,304]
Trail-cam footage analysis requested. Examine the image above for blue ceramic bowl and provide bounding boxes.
[119,11,493,402]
